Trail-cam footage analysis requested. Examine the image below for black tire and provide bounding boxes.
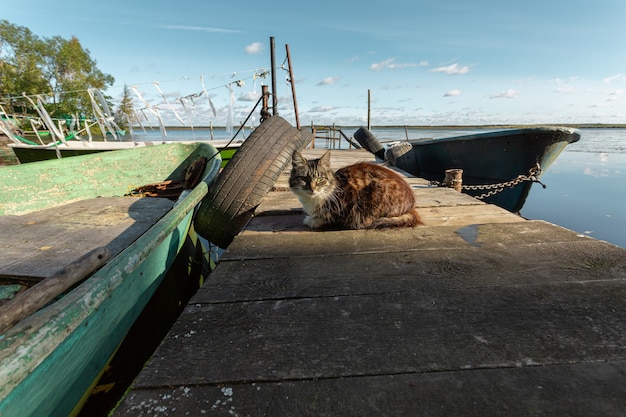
[194,116,312,248]
[385,142,420,176]
[353,127,385,159]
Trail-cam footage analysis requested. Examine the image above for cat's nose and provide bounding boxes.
[309,182,316,192]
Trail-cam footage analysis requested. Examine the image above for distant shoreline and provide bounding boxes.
[133,123,626,130]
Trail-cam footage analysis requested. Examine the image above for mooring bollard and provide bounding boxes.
[444,169,463,192]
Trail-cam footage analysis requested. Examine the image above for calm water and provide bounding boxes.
[521,136,626,249]
[132,126,626,249]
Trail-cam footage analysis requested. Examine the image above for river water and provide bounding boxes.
[131,126,626,249]
[521,131,626,249]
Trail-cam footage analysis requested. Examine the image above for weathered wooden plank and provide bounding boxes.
[256,185,486,217]
[0,197,174,279]
[236,220,468,256]
[245,204,522,233]
[418,204,524,225]
[115,360,626,417]
[132,279,625,387]
[228,220,588,260]
[413,186,492,206]
[0,143,206,216]
[195,239,626,304]
[252,193,306,215]
[301,148,375,166]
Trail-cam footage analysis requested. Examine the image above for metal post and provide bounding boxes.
[285,44,300,128]
[367,89,371,130]
[270,37,279,115]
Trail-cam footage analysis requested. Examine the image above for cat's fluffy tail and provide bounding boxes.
[368,208,422,229]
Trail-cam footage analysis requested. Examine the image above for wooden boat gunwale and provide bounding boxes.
[0,142,222,417]
[8,138,241,168]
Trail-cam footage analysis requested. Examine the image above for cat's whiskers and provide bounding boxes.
[289,150,422,229]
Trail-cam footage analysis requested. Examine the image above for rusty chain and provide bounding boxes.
[430,162,545,200]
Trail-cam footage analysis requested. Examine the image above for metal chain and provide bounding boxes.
[430,163,545,200]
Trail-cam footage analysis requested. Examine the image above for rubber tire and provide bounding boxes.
[386,142,420,176]
[353,127,385,159]
[194,116,312,248]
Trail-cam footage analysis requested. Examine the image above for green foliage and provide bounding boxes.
[0,21,49,99]
[0,19,115,120]
[114,84,136,130]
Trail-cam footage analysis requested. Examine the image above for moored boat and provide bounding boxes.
[1,109,240,167]
[355,126,581,212]
[6,138,242,168]
[0,142,222,417]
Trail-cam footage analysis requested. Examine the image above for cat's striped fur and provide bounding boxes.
[289,150,422,229]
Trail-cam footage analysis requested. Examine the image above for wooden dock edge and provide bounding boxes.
[113,149,626,417]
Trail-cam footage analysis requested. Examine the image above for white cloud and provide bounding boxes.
[489,89,519,99]
[317,76,340,86]
[370,58,417,71]
[238,91,261,101]
[444,89,462,97]
[308,105,335,113]
[606,89,624,102]
[555,86,577,94]
[346,51,376,64]
[245,42,263,55]
[430,63,470,75]
[551,76,582,85]
[603,74,626,84]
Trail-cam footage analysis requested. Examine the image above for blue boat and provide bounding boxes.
[355,126,581,212]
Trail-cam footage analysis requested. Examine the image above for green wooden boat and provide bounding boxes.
[8,138,241,168]
[0,142,222,417]
[1,108,239,168]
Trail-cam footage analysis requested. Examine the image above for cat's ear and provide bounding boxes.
[292,150,306,168]
[319,150,331,167]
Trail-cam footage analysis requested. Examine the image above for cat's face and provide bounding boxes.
[289,151,336,197]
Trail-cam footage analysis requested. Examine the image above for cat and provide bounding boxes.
[289,150,422,229]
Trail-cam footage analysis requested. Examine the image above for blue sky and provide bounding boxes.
[3,0,625,127]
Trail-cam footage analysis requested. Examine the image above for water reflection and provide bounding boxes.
[522,150,626,249]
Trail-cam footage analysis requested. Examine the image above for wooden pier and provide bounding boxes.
[115,149,626,416]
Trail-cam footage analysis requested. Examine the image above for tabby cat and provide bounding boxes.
[289,150,422,229]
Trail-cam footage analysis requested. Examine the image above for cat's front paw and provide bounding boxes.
[304,215,326,229]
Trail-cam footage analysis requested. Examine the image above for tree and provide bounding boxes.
[0,21,49,103]
[43,35,115,118]
[0,20,114,121]
[114,84,136,131]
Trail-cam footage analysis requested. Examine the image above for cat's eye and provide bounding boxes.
[316,177,326,184]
